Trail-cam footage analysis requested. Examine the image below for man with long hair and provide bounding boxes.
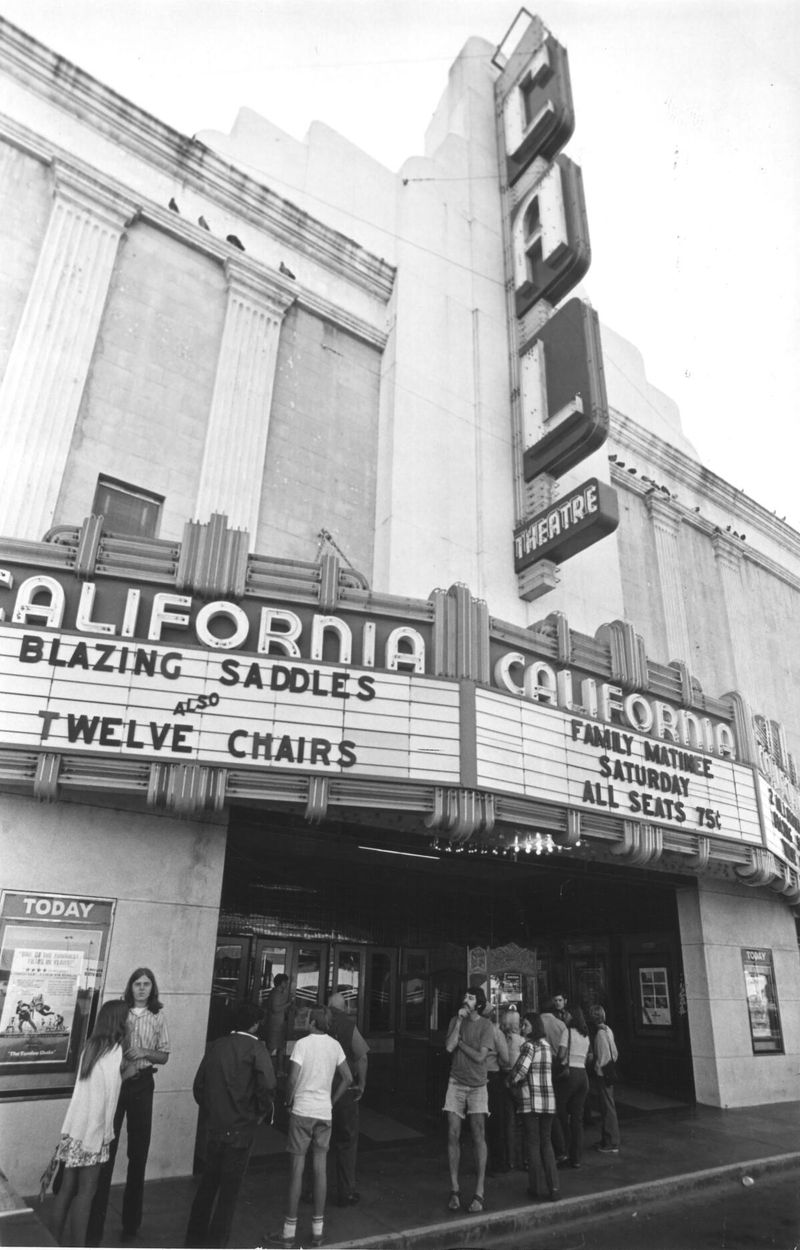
[87,967,170,1244]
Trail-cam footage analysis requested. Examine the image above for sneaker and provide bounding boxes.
[596,1145,619,1154]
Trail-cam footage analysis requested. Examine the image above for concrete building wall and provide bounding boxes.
[677,875,800,1107]
[0,143,51,385]
[57,222,228,538]
[259,306,382,572]
[0,794,226,1195]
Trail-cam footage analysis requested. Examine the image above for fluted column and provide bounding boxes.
[646,493,691,663]
[0,164,137,539]
[195,260,295,536]
[712,530,747,692]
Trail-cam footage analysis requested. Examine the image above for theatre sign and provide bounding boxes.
[0,517,795,902]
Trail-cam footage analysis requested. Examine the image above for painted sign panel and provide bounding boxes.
[0,625,461,782]
[475,690,762,842]
[504,34,575,181]
[758,775,800,870]
[513,156,590,316]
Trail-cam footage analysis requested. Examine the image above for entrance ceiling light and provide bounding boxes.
[430,831,581,859]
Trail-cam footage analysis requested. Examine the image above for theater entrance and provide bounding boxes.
[206,812,696,1114]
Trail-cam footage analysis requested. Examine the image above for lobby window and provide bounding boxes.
[92,476,162,539]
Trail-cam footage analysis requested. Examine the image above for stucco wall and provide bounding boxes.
[677,875,800,1107]
[258,305,381,573]
[0,794,227,1196]
[0,141,51,387]
[56,222,228,539]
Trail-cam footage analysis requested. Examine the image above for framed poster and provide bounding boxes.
[638,966,673,1027]
[741,948,783,1054]
[0,890,115,1097]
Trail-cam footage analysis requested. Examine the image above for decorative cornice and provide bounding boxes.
[223,256,297,317]
[711,531,743,573]
[0,87,395,301]
[645,490,683,536]
[610,460,800,598]
[610,407,800,558]
[1,112,390,350]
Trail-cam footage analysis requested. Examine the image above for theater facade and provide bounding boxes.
[1,9,799,1195]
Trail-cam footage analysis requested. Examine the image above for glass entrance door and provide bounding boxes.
[252,939,328,1036]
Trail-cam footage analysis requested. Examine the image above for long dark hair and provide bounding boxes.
[80,1000,129,1079]
[568,1006,588,1037]
[522,1011,546,1042]
[123,967,163,1013]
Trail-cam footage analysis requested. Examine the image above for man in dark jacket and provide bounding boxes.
[185,1001,276,1248]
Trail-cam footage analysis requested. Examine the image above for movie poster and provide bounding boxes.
[0,892,114,1095]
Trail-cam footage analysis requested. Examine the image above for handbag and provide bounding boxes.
[597,1025,619,1084]
[601,1058,619,1085]
[39,1149,62,1204]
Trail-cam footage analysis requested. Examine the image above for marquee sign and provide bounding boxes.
[0,542,790,891]
[0,625,462,782]
[475,690,762,844]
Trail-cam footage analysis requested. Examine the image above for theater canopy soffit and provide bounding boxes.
[0,515,797,908]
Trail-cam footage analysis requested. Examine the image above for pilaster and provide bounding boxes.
[195,260,295,535]
[646,492,691,663]
[711,530,747,692]
[0,163,137,539]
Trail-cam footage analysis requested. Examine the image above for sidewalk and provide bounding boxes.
[26,1089,800,1250]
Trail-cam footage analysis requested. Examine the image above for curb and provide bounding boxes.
[338,1152,800,1250]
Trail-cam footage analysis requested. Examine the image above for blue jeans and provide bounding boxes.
[331,1089,360,1197]
[87,1069,154,1243]
[557,1068,588,1165]
[184,1139,252,1248]
[594,1077,620,1148]
[522,1112,559,1197]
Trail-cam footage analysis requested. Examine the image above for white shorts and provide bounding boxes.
[443,1079,489,1118]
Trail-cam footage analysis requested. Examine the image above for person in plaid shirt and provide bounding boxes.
[506,1012,560,1202]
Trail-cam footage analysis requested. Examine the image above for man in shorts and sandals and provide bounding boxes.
[444,986,495,1215]
[278,1007,352,1249]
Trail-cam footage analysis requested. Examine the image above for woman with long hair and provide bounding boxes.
[556,1005,591,1168]
[47,1000,129,1246]
[86,967,171,1245]
[506,1011,559,1202]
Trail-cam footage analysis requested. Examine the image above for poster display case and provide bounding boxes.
[0,890,114,1097]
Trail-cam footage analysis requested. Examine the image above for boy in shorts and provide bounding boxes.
[280,1008,352,1248]
[443,986,494,1215]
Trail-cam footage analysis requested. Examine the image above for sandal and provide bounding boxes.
[467,1194,486,1214]
[447,1191,461,1211]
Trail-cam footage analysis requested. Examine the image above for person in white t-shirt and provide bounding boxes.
[279,1007,351,1249]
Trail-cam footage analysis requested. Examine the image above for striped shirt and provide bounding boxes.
[508,1038,556,1115]
[122,1007,170,1081]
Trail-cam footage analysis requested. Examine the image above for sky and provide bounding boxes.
[1,0,799,529]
